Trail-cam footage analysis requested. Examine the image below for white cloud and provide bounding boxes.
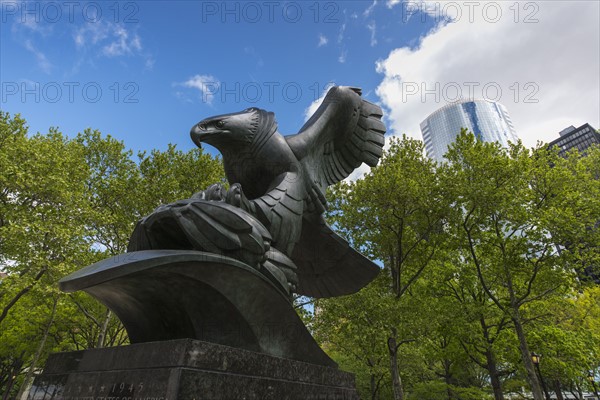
[20,19,49,34]
[363,0,378,17]
[347,163,373,182]
[10,13,54,36]
[182,74,221,105]
[389,0,451,20]
[367,21,377,46]
[9,10,54,72]
[337,23,346,44]
[74,22,110,49]
[70,21,152,72]
[73,22,143,58]
[375,1,600,149]
[332,14,350,64]
[24,39,51,73]
[102,25,142,57]
[318,34,328,47]
[303,83,336,122]
[386,0,400,9]
[144,57,155,70]
[174,91,193,104]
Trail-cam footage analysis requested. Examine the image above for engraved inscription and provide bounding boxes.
[52,378,168,400]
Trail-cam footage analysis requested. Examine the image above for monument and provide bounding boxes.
[27,86,386,399]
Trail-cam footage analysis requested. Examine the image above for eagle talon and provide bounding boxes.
[226,183,255,214]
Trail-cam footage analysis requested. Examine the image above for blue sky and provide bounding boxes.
[1,1,433,154]
[1,1,599,158]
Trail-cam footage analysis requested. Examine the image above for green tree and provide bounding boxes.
[525,287,600,399]
[136,143,225,214]
[0,113,89,326]
[431,239,516,400]
[412,271,502,400]
[324,136,450,399]
[313,275,393,400]
[0,112,93,397]
[316,133,599,400]
[440,131,600,400]
[0,111,225,397]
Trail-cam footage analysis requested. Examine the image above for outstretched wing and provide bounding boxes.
[291,214,380,298]
[286,86,386,206]
[283,86,385,296]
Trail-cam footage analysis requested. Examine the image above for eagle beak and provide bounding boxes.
[190,123,206,148]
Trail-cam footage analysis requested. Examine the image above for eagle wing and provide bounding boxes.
[250,171,304,256]
[291,214,380,298]
[285,86,386,207]
[284,86,386,297]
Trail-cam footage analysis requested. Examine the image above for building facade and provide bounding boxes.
[420,100,519,163]
[549,123,600,285]
[547,123,600,156]
[550,123,599,284]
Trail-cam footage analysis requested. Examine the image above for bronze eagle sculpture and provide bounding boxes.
[128,86,386,298]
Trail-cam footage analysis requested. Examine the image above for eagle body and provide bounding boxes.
[223,132,299,201]
[130,86,386,298]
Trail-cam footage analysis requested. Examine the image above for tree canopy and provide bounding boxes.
[0,111,224,397]
[314,132,600,400]
[1,111,598,400]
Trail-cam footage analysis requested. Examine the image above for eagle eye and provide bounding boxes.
[215,120,225,129]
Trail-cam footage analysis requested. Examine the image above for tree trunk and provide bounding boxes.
[478,316,505,400]
[389,252,400,296]
[446,380,453,400]
[388,330,405,400]
[2,357,23,400]
[96,309,112,348]
[575,382,583,399]
[484,348,505,400]
[512,312,544,400]
[15,297,58,400]
[370,373,377,400]
[568,389,580,400]
[553,379,564,400]
[0,266,48,325]
[443,358,454,400]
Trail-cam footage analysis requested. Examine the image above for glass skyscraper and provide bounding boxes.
[420,100,519,162]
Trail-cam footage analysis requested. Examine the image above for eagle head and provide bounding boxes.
[191,107,272,152]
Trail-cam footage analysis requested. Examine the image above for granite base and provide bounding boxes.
[27,339,359,400]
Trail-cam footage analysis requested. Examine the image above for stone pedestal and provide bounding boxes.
[27,339,359,400]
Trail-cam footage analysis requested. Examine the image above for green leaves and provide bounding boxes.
[1,109,597,399]
[316,131,600,399]
[0,112,224,397]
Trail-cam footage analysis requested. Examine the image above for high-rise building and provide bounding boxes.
[420,100,518,162]
[549,123,600,285]
[547,123,599,156]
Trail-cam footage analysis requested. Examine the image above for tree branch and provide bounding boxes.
[0,265,48,325]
